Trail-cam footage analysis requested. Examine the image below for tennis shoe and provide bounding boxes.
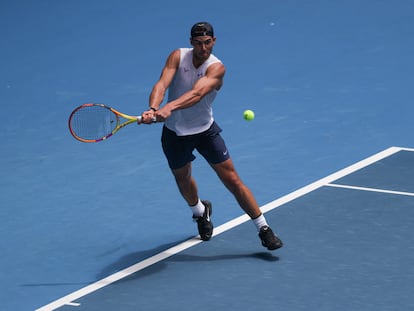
[193,200,213,241]
[259,226,283,250]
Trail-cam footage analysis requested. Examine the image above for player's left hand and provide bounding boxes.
[155,105,172,122]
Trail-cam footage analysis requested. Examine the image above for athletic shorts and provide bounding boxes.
[161,121,230,170]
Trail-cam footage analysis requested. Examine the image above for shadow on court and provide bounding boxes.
[97,239,279,282]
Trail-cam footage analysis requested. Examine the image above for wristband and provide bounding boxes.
[149,107,157,112]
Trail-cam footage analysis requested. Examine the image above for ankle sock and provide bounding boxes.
[252,214,268,231]
[190,199,205,217]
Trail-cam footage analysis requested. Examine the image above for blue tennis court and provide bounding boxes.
[1,1,414,310]
[38,147,414,311]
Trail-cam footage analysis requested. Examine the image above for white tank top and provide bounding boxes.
[165,48,222,136]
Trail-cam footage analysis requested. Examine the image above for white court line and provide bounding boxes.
[398,147,414,152]
[326,183,414,197]
[35,146,406,311]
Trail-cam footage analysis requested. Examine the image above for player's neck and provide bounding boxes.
[192,57,205,68]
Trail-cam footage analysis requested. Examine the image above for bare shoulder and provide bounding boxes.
[164,49,181,69]
[206,61,226,77]
[205,62,225,90]
[156,49,181,88]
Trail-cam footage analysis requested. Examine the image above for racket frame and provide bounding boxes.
[68,103,143,143]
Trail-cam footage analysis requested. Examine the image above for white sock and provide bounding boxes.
[189,199,205,217]
[252,214,268,231]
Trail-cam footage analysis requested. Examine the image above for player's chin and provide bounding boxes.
[197,51,210,59]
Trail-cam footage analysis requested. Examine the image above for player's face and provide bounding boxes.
[191,36,216,63]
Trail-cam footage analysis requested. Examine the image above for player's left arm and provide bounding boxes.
[156,63,225,120]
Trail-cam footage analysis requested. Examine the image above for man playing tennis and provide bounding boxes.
[141,22,283,250]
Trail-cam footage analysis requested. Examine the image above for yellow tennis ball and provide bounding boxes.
[243,109,255,121]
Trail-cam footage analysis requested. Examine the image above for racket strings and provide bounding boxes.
[70,105,118,140]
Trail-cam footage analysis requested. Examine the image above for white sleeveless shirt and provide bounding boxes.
[165,48,222,136]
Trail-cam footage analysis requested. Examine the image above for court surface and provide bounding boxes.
[1,1,414,310]
[39,146,414,311]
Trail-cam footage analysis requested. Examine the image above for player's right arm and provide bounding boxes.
[141,50,180,123]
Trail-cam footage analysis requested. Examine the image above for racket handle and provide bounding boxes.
[137,116,157,124]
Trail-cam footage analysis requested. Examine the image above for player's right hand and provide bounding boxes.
[140,109,156,124]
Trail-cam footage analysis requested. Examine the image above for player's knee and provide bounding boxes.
[223,175,244,193]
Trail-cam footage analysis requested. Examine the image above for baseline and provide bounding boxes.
[326,183,414,197]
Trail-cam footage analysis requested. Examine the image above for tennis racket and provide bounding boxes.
[68,103,153,143]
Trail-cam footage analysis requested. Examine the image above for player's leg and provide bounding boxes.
[161,126,213,241]
[210,159,260,218]
[171,162,198,206]
[172,164,213,241]
[211,159,283,250]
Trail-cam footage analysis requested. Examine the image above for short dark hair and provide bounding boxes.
[190,22,214,38]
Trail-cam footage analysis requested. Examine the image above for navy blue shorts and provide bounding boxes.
[161,122,230,170]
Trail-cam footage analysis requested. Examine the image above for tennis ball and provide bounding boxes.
[243,109,255,121]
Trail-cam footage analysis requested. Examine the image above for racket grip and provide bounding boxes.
[137,116,157,124]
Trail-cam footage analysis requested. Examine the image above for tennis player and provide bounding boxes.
[141,22,283,250]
